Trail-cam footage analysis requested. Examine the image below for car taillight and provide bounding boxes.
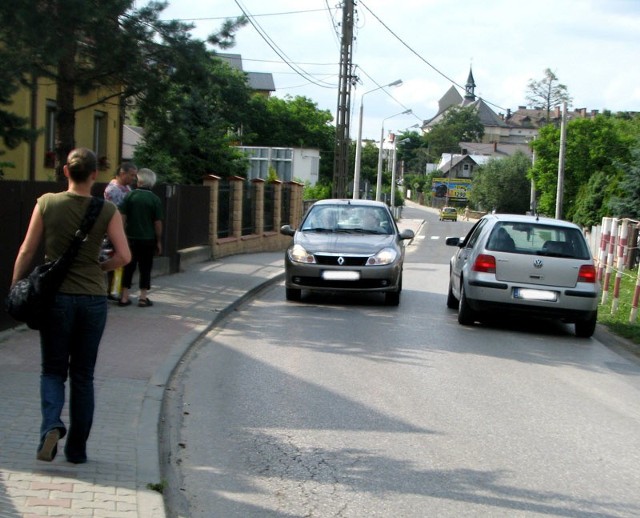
[578,265,596,283]
[473,254,496,273]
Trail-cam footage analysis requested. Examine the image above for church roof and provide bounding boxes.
[439,85,463,113]
[425,96,508,128]
[424,68,507,129]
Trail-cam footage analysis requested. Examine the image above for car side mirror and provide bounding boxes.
[399,229,415,240]
[445,236,462,247]
[280,225,296,237]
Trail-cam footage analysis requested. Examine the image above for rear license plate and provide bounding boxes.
[513,288,557,301]
[322,270,360,281]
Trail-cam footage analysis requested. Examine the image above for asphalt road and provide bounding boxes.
[163,204,640,517]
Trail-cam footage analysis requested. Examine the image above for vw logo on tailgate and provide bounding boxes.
[533,258,543,269]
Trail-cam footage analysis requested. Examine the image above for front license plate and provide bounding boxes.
[322,270,360,281]
[513,288,557,301]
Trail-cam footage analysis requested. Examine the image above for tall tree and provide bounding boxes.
[0,53,34,151]
[526,68,573,123]
[357,141,381,193]
[0,0,244,179]
[395,130,425,175]
[133,57,254,183]
[469,151,531,213]
[0,64,35,176]
[425,106,484,160]
[530,114,637,224]
[606,138,640,220]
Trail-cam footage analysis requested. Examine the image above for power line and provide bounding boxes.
[233,0,336,89]
[240,57,338,67]
[358,0,508,113]
[356,66,424,122]
[164,8,329,23]
[324,0,342,42]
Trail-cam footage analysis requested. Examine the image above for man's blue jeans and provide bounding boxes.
[39,294,107,462]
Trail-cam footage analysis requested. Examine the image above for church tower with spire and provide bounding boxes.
[464,67,476,102]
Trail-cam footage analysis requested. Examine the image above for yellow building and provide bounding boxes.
[1,77,123,182]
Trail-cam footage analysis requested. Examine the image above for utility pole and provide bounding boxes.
[529,136,536,214]
[332,0,355,198]
[555,101,567,219]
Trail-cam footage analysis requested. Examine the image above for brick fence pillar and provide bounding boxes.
[272,180,282,230]
[229,176,244,239]
[288,181,304,228]
[202,174,220,251]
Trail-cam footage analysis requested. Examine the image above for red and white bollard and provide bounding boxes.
[602,218,618,306]
[612,220,629,313]
[597,217,612,283]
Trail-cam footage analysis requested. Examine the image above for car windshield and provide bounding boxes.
[301,205,393,234]
[486,222,591,259]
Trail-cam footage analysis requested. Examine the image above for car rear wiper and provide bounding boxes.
[537,250,572,258]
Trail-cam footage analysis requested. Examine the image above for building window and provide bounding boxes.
[238,146,294,182]
[94,111,108,169]
[44,101,57,168]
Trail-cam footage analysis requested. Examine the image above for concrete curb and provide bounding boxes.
[137,271,286,517]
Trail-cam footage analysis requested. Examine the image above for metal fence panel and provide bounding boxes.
[217,182,231,239]
[264,183,274,232]
[281,184,291,226]
[242,181,255,235]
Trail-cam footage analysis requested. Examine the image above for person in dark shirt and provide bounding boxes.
[118,168,164,307]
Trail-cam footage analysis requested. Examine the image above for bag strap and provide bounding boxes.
[59,196,105,265]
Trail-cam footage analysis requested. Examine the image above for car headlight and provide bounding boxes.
[367,247,398,265]
[288,244,316,264]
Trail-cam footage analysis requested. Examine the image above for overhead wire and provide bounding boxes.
[358,0,508,113]
[356,66,424,123]
[324,0,342,43]
[167,8,329,22]
[233,0,337,89]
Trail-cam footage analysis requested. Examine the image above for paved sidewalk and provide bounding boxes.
[0,252,287,518]
[0,218,426,518]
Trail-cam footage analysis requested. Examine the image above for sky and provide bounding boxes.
[158,0,640,141]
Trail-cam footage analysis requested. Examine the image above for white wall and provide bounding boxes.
[237,146,320,185]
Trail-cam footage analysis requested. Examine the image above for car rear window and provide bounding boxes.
[486,222,591,259]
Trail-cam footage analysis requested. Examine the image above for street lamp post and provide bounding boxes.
[375,109,412,202]
[352,79,402,200]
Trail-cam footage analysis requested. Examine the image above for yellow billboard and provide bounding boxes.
[431,178,472,200]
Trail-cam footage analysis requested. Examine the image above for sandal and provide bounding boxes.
[118,299,132,307]
[138,298,153,307]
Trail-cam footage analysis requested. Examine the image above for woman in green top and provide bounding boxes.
[11,148,131,463]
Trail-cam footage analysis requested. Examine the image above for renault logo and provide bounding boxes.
[338,256,345,265]
[533,259,543,269]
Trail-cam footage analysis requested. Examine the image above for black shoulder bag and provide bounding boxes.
[6,196,105,330]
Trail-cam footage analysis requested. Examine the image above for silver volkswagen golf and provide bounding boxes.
[445,214,600,337]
